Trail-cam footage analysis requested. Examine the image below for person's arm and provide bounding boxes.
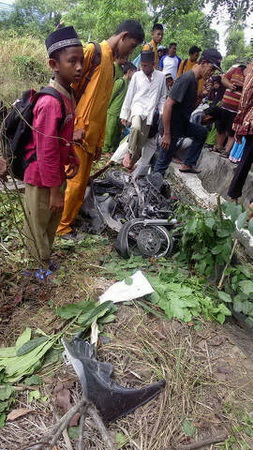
[157,76,167,115]
[161,97,176,149]
[120,73,136,125]
[177,60,184,77]
[221,70,237,91]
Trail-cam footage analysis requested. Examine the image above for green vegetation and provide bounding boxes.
[0,0,251,106]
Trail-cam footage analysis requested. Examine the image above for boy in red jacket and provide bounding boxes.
[24,26,84,271]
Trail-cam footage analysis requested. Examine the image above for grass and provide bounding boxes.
[0,31,50,105]
[0,182,253,449]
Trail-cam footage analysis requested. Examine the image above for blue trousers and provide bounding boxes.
[154,121,208,176]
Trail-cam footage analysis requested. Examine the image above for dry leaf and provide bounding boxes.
[7,408,33,421]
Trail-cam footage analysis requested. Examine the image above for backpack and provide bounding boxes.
[75,42,101,104]
[1,87,66,181]
[132,42,153,69]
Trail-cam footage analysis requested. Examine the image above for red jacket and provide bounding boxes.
[24,83,79,187]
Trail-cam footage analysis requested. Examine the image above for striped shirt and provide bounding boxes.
[221,67,245,112]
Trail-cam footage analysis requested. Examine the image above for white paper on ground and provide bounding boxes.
[90,320,99,347]
[99,270,154,304]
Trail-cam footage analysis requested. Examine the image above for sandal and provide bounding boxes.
[212,146,224,154]
[220,150,230,158]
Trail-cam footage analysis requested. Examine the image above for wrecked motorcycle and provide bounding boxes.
[79,168,179,259]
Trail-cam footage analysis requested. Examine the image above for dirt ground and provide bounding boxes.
[1,234,253,450]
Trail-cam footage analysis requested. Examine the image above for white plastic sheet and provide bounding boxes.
[99,270,154,304]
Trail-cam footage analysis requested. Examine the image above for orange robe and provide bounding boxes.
[142,40,158,69]
[177,59,205,95]
[57,41,114,235]
[177,58,196,77]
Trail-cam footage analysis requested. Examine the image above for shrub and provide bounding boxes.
[12,55,49,84]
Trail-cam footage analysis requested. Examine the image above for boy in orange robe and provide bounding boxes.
[57,20,144,239]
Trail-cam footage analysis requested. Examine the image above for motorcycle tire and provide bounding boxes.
[116,219,174,259]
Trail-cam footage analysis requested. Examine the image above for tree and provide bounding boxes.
[209,0,252,29]
[63,0,150,42]
[162,10,218,58]
[0,0,75,36]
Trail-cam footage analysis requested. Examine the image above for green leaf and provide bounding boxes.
[0,347,17,358]
[28,390,41,402]
[55,300,95,320]
[217,291,232,303]
[222,201,243,222]
[248,217,253,235]
[239,280,253,296]
[245,317,253,329]
[99,314,116,324]
[233,300,243,313]
[116,432,128,448]
[67,425,80,440]
[241,301,253,316]
[0,401,9,413]
[0,413,6,427]
[15,328,32,352]
[211,245,224,255]
[237,212,248,229]
[17,336,48,356]
[148,291,160,304]
[0,384,14,401]
[124,276,133,285]
[24,375,43,386]
[78,301,114,327]
[182,419,196,436]
[205,217,215,229]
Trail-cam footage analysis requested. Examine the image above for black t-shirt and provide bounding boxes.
[169,70,198,136]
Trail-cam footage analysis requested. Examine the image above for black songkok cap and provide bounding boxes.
[141,51,155,63]
[45,26,82,57]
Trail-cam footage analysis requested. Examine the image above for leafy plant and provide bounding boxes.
[105,257,231,324]
[12,55,49,84]
[176,203,235,279]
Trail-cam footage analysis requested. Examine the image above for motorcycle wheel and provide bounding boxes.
[105,169,130,188]
[116,219,174,259]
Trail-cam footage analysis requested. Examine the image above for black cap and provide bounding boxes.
[141,50,155,63]
[201,48,223,72]
[45,26,82,57]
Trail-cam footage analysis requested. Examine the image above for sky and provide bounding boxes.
[1,0,253,55]
[204,3,253,55]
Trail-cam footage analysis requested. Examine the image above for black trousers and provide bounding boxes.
[227,135,253,199]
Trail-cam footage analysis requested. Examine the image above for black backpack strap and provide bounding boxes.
[182,59,188,72]
[39,86,66,128]
[23,87,67,172]
[75,42,102,104]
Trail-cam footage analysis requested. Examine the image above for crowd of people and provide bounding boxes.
[0,19,252,271]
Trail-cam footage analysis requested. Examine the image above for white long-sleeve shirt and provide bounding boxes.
[120,69,167,125]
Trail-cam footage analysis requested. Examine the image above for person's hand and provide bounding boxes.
[93,147,102,161]
[235,134,242,144]
[161,133,171,149]
[65,162,79,179]
[121,119,129,127]
[122,152,133,169]
[229,82,237,91]
[73,129,85,143]
[49,188,64,212]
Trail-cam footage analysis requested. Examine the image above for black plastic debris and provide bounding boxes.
[62,338,166,422]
